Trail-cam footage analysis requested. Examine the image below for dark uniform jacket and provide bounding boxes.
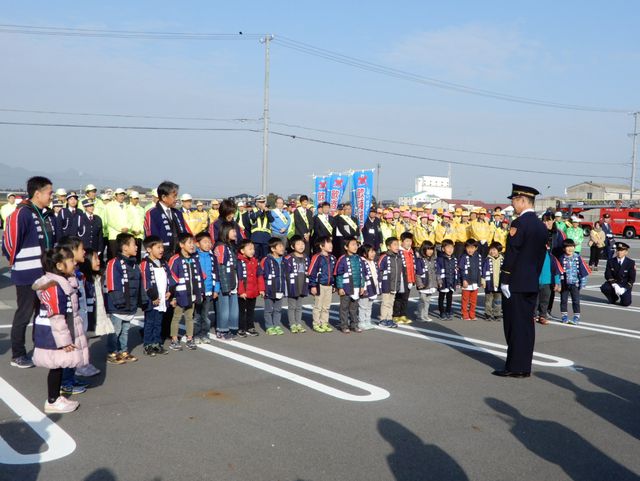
[604,257,636,290]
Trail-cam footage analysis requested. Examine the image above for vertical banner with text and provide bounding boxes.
[328,172,350,213]
[313,175,329,207]
[350,169,375,228]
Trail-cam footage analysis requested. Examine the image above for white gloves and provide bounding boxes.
[612,283,626,296]
[501,284,511,299]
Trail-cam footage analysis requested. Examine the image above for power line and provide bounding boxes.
[272,36,633,114]
[268,130,629,180]
[270,121,624,166]
[0,118,623,179]
[0,23,262,40]
[0,107,620,165]
[0,108,260,123]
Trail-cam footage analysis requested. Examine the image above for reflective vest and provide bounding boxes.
[252,212,271,234]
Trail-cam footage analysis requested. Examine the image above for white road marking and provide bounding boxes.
[0,376,76,465]
[0,301,13,310]
[0,324,12,328]
[130,318,389,402]
[314,309,574,368]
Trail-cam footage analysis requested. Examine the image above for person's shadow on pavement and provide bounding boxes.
[378,417,469,481]
[486,397,639,481]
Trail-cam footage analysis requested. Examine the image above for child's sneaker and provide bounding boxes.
[393,316,404,324]
[106,353,125,365]
[266,327,278,336]
[200,336,211,344]
[275,326,285,335]
[401,316,413,324]
[225,332,237,340]
[561,313,569,324]
[75,363,101,377]
[290,324,299,333]
[246,328,259,337]
[185,339,197,350]
[60,383,87,395]
[215,331,226,340]
[570,315,580,325]
[313,324,324,333]
[169,340,183,351]
[153,344,169,355]
[322,324,334,332]
[143,345,157,357]
[297,324,307,333]
[237,330,248,338]
[45,396,79,414]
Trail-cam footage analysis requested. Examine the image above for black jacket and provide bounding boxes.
[604,257,636,289]
[362,217,383,251]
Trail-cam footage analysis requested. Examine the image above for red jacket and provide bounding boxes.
[237,253,264,298]
[401,247,416,284]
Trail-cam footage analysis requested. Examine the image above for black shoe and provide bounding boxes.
[143,345,156,357]
[246,328,259,337]
[237,330,248,338]
[492,370,530,378]
[153,344,169,355]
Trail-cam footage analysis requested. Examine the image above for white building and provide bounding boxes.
[398,192,440,207]
[565,182,640,201]
[414,175,452,200]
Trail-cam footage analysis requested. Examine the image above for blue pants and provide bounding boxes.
[217,294,239,333]
[194,296,213,338]
[61,368,75,387]
[143,309,163,346]
[107,314,131,354]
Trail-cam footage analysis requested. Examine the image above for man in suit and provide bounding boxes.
[293,195,314,256]
[78,198,104,254]
[600,242,636,306]
[333,203,361,257]
[601,213,615,260]
[312,202,334,247]
[362,207,383,252]
[495,184,548,378]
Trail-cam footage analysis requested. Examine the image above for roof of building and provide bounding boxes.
[567,181,639,192]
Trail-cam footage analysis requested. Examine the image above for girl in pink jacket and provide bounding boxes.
[32,247,90,414]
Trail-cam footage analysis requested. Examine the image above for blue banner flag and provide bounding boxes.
[328,172,350,213]
[313,175,329,207]
[350,169,375,228]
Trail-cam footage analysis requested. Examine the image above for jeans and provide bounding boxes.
[11,285,39,359]
[193,296,212,338]
[217,294,239,332]
[238,297,257,331]
[358,297,374,327]
[560,284,581,314]
[61,368,75,387]
[264,298,283,328]
[107,314,131,354]
[339,295,359,329]
[287,296,305,327]
[143,309,163,345]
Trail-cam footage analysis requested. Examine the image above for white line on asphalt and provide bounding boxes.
[315,309,574,368]
[130,318,390,403]
[0,376,77,465]
[0,301,13,310]
[0,324,12,328]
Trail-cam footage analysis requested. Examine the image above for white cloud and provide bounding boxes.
[385,24,541,80]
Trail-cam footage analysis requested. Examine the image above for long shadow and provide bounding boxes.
[537,370,640,440]
[378,417,469,481]
[486,398,639,481]
[0,414,61,481]
[581,367,640,404]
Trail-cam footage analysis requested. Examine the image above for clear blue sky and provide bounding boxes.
[1,1,638,201]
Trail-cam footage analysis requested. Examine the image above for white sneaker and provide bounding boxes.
[44,396,79,414]
[76,364,101,377]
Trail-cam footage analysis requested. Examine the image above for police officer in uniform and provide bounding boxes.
[78,198,104,254]
[250,194,271,259]
[494,184,548,378]
[600,241,636,306]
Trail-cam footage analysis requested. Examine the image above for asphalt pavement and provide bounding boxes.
[0,238,639,481]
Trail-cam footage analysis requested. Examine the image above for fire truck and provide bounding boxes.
[555,200,640,239]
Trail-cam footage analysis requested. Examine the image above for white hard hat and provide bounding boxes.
[554,211,562,217]
[129,190,140,199]
[180,193,193,202]
[571,215,581,222]
[113,188,126,195]
[84,184,97,192]
[55,188,67,196]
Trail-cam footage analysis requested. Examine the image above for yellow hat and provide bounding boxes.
[479,207,487,214]
[462,211,470,216]
[436,208,443,214]
[455,208,462,214]
[416,207,424,212]
[400,206,409,212]
[472,207,480,214]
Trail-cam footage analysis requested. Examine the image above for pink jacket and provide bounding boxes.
[32,273,90,370]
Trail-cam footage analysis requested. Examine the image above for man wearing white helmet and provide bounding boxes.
[180,193,198,234]
[55,188,67,207]
[145,189,159,213]
[565,215,585,255]
[105,188,132,258]
[79,184,105,217]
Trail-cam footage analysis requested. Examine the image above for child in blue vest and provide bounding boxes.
[213,222,239,340]
[482,241,504,321]
[358,243,380,330]
[308,236,336,333]
[168,232,205,351]
[194,232,219,343]
[106,233,147,363]
[284,235,309,333]
[335,236,365,333]
[140,235,173,356]
[557,238,591,325]
[436,239,458,319]
[458,238,482,321]
[33,247,90,413]
[260,237,287,335]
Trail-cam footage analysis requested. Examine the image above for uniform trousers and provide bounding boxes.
[502,291,537,373]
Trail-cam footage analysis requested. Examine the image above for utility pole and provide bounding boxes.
[260,34,274,195]
[630,111,639,200]
[376,163,381,204]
